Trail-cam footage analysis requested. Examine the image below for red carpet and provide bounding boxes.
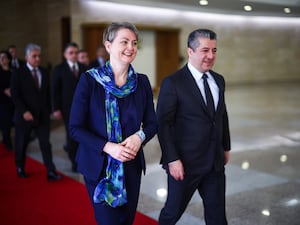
[0,144,158,225]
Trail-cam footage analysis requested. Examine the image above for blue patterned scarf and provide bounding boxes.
[87,61,137,207]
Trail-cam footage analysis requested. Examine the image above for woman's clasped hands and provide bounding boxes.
[103,134,142,162]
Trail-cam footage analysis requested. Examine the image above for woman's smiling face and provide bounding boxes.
[105,28,138,65]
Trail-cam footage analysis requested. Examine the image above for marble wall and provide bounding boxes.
[1,0,299,84]
[70,0,300,84]
[0,0,69,68]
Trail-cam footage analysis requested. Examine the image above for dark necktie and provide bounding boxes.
[203,73,215,117]
[13,59,19,68]
[32,68,39,89]
[72,64,78,78]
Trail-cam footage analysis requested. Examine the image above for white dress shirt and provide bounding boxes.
[27,63,41,88]
[187,62,219,109]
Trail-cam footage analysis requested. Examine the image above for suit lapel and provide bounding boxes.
[184,66,212,118]
[210,70,225,116]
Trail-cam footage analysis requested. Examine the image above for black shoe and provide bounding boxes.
[47,171,62,181]
[17,168,28,178]
[4,143,13,151]
[71,163,78,173]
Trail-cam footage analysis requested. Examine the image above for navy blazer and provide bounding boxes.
[10,65,51,127]
[69,72,157,181]
[157,65,231,174]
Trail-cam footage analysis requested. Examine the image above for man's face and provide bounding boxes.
[25,49,41,68]
[188,37,217,73]
[64,46,78,63]
[77,52,89,66]
[8,47,17,59]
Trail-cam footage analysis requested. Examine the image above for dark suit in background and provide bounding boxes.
[157,29,231,225]
[10,58,25,70]
[89,45,108,69]
[10,45,59,179]
[7,45,25,70]
[0,67,14,150]
[51,60,87,170]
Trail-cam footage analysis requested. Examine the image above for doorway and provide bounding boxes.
[81,24,179,91]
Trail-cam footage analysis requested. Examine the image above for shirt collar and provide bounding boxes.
[67,60,78,69]
[26,63,36,72]
[187,62,212,81]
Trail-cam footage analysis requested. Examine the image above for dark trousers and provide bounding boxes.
[14,121,56,172]
[84,160,142,225]
[159,169,227,225]
[0,105,13,149]
[63,119,78,167]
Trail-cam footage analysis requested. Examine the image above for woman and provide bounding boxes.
[69,22,157,225]
[0,50,14,151]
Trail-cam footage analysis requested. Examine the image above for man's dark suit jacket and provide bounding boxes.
[89,59,101,69]
[157,65,231,175]
[11,65,51,127]
[51,61,87,121]
[11,58,25,70]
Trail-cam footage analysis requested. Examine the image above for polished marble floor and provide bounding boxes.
[27,82,300,225]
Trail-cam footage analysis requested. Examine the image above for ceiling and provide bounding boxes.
[109,0,300,17]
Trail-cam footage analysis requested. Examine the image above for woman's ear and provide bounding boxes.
[104,41,111,54]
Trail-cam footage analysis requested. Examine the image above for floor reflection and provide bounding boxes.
[27,82,300,225]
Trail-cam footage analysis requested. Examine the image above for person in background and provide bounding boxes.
[0,50,14,151]
[51,42,87,172]
[69,22,157,225]
[10,43,61,181]
[89,44,108,68]
[157,28,231,225]
[7,45,25,70]
[77,49,90,67]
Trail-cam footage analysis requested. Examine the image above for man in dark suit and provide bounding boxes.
[7,45,25,70]
[157,29,231,225]
[51,42,87,172]
[10,43,61,181]
[89,45,108,68]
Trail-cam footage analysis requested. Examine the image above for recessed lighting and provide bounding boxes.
[199,0,208,6]
[244,5,252,12]
[284,7,291,14]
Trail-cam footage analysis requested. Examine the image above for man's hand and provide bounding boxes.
[224,151,230,165]
[52,110,62,120]
[23,111,34,121]
[168,160,185,181]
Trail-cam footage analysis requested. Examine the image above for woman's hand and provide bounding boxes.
[103,141,138,162]
[120,134,142,155]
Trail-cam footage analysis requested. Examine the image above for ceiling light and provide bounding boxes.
[244,5,253,11]
[284,7,291,14]
[199,0,208,6]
